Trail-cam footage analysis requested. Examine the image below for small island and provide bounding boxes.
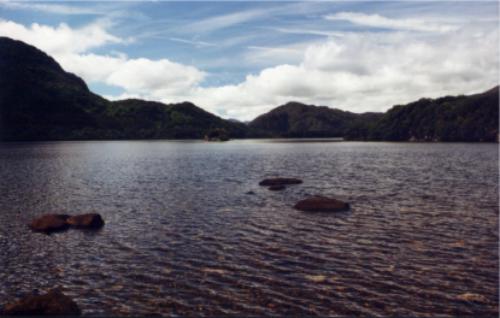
[204,128,230,142]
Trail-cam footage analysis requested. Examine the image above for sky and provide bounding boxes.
[0,1,498,120]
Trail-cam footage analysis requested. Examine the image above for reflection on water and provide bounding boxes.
[0,140,498,316]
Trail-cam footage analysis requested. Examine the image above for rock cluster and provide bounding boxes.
[258,178,350,212]
[29,213,104,234]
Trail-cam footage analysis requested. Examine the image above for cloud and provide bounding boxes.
[183,8,271,34]
[180,3,324,34]
[267,27,345,38]
[168,37,216,48]
[0,19,123,54]
[244,43,312,66]
[0,0,102,15]
[56,53,205,99]
[325,12,458,33]
[106,57,205,96]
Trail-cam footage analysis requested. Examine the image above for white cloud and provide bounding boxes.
[106,57,205,96]
[267,27,346,38]
[325,12,458,33]
[168,37,216,48]
[0,0,102,15]
[183,8,271,34]
[245,43,312,66]
[0,19,123,54]
[180,3,325,35]
[57,52,205,100]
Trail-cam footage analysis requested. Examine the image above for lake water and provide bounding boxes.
[0,140,498,317]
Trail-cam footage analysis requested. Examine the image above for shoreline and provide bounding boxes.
[0,137,498,144]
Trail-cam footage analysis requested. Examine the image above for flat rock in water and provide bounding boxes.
[259,178,303,186]
[268,184,286,191]
[1,288,81,316]
[67,213,104,229]
[29,214,70,234]
[294,196,350,212]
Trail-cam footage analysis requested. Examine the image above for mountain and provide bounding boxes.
[104,99,246,139]
[0,37,107,140]
[249,89,499,142]
[248,101,383,138]
[0,37,245,141]
[369,87,499,142]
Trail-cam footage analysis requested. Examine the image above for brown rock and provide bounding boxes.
[259,178,302,186]
[2,288,81,316]
[294,196,350,212]
[456,293,488,303]
[67,213,104,229]
[29,214,70,234]
[268,185,286,191]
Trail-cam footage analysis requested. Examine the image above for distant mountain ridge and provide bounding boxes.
[369,87,499,142]
[249,87,499,142]
[0,36,498,142]
[248,102,383,138]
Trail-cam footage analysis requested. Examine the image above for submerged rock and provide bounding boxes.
[201,268,227,275]
[457,293,488,303]
[1,288,81,316]
[29,214,70,234]
[268,184,286,191]
[259,178,303,186]
[67,213,105,229]
[294,196,350,212]
[304,274,327,283]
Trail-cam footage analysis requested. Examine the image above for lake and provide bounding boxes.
[0,140,498,316]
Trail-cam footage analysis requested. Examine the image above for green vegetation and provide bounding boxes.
[368,88,499,142]
[248,102,369,138]
[0,36,498,142]
[248,102,387,139]
[101,99,246,139]
[247,90,498,142]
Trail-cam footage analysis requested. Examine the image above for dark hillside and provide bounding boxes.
[0,37,245,141]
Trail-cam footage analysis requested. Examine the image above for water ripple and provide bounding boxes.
[0,141,498,316]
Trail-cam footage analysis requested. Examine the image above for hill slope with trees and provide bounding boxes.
[248,89,498,142]
[0,37,246,141]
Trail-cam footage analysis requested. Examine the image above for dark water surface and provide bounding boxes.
[0,140,498,317]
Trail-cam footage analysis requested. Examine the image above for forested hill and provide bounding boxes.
[0,37,246,141]
[248,102,383,138]
[367,86,499,142]
[248,88,499,142]
[0,36,498,142]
